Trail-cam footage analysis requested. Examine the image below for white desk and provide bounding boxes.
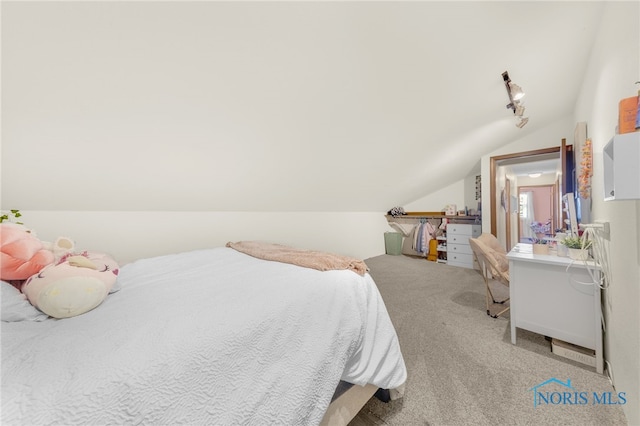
[507,244,603,373]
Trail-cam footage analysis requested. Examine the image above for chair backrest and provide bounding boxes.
[476,233,507,255]
[469,237,510,286]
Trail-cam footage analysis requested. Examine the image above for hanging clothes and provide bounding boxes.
[412,221,436,255]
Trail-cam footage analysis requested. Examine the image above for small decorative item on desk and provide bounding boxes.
[532,237,550,255]
[529,221,552,254]
[567,248,589,261]
[555,232,568,257]
[560,235,592,261]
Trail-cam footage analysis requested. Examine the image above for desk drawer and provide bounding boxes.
[447,243,473,255]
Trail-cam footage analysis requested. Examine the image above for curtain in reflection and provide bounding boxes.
[519,191,535,240]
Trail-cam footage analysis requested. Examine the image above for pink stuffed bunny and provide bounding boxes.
[0,223,54,281]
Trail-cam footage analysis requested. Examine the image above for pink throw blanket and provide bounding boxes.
[226,241,368,276]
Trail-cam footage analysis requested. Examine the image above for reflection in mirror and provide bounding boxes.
[518,184,555,242]
[490,146,572,252]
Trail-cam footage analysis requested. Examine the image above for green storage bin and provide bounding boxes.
[384,232,403,255]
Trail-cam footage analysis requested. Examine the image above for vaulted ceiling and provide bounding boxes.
[1,1,605,211]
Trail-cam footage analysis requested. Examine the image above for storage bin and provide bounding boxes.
[384,232,403,256]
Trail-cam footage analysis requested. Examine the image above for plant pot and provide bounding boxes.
[568,248,589,261]
[532,244,549,255]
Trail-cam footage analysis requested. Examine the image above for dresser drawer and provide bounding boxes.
[447,224,481,237]
[446,243,473,255]
[447,234,472,245]
[447,252,474,268]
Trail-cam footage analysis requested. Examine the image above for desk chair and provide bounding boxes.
[469,235,510,318]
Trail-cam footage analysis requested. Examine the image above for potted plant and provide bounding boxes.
[0,209,22,224]
[531,237,550,254]
[561,235,592,260]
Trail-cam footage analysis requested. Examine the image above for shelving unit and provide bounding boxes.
[385,212,481,267]
[436,235,448,264]
[603,132,640,200]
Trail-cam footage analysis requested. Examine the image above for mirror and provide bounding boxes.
[490,143,573,251]
[517,183,556,242]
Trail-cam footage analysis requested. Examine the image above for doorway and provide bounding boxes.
[490,142,572,251]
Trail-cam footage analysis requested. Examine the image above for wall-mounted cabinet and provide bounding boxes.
[603,132,640,201]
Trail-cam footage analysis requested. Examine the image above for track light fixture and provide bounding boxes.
[516,117,529,128]
[502,71,528,128]
[509,82,525,101]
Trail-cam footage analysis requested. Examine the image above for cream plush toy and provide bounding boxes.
[43,236,77,263]
[22,251,119,319]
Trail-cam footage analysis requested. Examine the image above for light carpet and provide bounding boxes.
[350,254,627,426]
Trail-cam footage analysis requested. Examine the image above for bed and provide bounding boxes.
[1,243,407,425]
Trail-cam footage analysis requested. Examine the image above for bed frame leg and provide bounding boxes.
[374,388,391,403]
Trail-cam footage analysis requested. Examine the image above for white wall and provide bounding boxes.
[1,1,429,213]
[20,210,391,266]
[573,2,640,424]
[402,173,481,216]
[3,1,559,214]
[403,180,465,213]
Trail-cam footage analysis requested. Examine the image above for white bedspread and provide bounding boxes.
[2,248,406,425]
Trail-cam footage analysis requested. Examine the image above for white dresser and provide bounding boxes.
[446,224,481,268]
